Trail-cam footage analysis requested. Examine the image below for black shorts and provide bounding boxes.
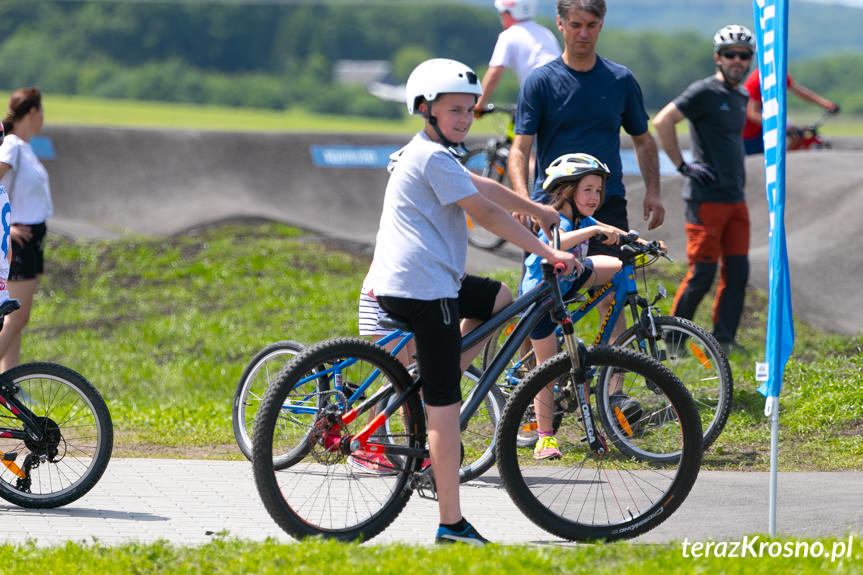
[376,274,501,406]
[588,196,628,258]
[10,222,46,281]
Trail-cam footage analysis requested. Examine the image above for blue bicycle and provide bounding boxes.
[483,232,733,452]
[232,333,503,482]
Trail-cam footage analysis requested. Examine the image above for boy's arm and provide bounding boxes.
[468,172,559,238]
[458,193,579,275]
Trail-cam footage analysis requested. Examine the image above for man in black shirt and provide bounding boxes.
[653,24,755,351]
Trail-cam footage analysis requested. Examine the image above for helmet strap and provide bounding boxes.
[425,101,460,150]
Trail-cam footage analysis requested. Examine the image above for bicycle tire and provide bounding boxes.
[232,340,307,462]
[607,316,733,451]
[496,346,702,541]
[458,365,506,482]
[0,362,113,508]
[463,146,506,250]
[253,337,423,542]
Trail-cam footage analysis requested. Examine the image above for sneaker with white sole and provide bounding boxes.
[435,521,490,546]
[533,436,562,460]
[348,450,396,475]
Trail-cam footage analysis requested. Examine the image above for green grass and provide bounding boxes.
[2,536,860,574]
[26,221,863,468]
[33,91,863,136]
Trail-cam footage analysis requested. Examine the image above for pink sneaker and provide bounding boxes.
[348,450,396,475]
[533,436,562,460]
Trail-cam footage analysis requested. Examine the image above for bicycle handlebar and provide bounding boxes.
[594,230,672,262]
[476,103,517,119]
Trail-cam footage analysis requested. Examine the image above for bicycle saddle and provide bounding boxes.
[378,313,411,332]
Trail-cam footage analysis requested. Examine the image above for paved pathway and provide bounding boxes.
[0,459,859,547]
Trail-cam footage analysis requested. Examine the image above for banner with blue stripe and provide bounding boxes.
[753,0,794,399]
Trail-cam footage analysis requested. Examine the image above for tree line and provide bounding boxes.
[0,1,860,117]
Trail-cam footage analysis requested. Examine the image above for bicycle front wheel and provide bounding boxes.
[463,146,506,250]
[253,337,424,542]
[0,363,113,508]
[232,340,306,462]
[459,365,506,482]
[496,346,702,541]
[608,316,733,450]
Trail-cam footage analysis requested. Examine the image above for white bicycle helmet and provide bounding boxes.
[494,0,537,19]
[543,153,611,204]
[404,58,483,116]
[713,24,755,52]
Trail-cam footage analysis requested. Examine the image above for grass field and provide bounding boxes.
[34,92,863,137]
[27,222,863,469]
[1,536,860,574]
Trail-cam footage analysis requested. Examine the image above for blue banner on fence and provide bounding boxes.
[311,145,685,176]
[754,0,795,398]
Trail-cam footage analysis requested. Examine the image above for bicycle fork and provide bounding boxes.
[545,261,608,457]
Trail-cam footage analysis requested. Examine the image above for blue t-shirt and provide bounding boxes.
[516,56,650,204]
[521,212,597,295]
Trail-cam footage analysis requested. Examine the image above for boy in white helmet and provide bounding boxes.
[366,58,577,545]
[474,0,561,112]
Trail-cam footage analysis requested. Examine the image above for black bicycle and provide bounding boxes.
[462,104,516,250]
[252,232,703,543]
[0,300,113,508]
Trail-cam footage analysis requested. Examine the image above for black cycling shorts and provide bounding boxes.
[376,274,501,407]
[10,222,46,281]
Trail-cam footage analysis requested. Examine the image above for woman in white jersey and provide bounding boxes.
[0,88,53,370]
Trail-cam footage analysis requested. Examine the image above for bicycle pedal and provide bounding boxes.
[410,473,438,501]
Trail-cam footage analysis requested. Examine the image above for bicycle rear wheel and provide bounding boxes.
[253,337,423,542]
[496,346,702,541]
[0,363,113,508]
[232,340,306,462]
[463,146,506,250]
[608,316,733,450]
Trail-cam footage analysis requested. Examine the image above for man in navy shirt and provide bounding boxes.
[508,0,662,341]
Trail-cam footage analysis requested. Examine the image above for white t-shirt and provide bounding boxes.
[0,134,53,225]
[489,19,561,85]
[368,131,477,301]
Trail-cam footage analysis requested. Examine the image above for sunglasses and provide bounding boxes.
[719,50,752,61]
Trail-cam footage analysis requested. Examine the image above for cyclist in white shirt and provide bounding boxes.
[0,88,53,370]
[475,0,561,111]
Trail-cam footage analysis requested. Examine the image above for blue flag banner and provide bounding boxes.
[753,0,794,399]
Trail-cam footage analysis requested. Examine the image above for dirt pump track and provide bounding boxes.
[44,126,863,336]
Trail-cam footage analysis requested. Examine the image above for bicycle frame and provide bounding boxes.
[284,260,597,465]
[0,377,51,479]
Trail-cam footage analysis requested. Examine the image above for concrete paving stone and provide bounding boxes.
[0,459,860,547]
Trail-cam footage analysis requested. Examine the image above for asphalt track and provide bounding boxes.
[21,126,861,547]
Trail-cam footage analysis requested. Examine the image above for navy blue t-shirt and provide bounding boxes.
[515,56,650,204]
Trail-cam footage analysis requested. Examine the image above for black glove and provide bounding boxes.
[678,161,718,186]
[828,103,840,115]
